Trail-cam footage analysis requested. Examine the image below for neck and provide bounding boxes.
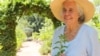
[64,23,82,41]
[65,23,82,32]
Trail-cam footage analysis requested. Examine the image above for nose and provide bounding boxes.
[66,12,69,16]
[63,11,69,16]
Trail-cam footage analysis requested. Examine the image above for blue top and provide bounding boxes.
[51,24,100,56]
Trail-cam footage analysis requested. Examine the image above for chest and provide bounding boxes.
[64,30,78,42]
[64,36,88,56]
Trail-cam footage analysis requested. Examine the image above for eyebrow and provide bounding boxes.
[62,7,74,11]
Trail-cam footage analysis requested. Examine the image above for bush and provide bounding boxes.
[32,18,54,55]
[39,18,53,55]
[32,32,40,40]
[16,26,27,50]
[38,18,54,41]
[92,14,100,40]
[39,40,51,55]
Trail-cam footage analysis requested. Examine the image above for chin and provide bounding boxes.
[65,20,72,23]
[64,22,71,25]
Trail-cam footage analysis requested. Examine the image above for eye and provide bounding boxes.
[63,8,67,12]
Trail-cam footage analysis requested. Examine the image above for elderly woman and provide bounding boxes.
[50,0,100,56]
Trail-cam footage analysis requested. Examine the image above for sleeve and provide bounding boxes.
[51,26,62,56]
[51,32,59,56]
[87,29,100,56]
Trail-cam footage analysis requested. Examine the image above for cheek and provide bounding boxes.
[64,15,79,24]
[72,13,79,21]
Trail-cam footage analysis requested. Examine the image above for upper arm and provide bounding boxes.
[51,26,62,56]
[87,29,100,56]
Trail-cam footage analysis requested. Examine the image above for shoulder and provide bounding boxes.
[82,24,99,41]
[82,24,98,33]
[52,25,65,41]
[54,25,65,34]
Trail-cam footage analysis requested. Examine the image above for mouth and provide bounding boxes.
[64,17,72,20]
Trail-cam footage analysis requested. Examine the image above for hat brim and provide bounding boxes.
[50,0,95,22]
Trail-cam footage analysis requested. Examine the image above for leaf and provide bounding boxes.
[60,49,65,53]
[56,51,61,56]
[53,46,59,49]
[63,46,68,48]
[0,24,7,30]
[54,41,61,44]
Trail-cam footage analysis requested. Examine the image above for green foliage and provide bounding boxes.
[53,34,67,56]
[0,0,60,56]
[94,0,100,6]
[87,13,100,40]
[0,0,99,56]
[0,51,16,56]
[16,16,29,29]
[0,0,17,55]
[27,14,45,32]
[92,14,100,28]
[17,13,45,33]
[32,18,54,55]
[39,40,51,55]
[16,26,27,50]
[32,17,54,40]
[92,14,100,40]
[38,18,54,41]
[32,32,40,40]
[0,18,17,56]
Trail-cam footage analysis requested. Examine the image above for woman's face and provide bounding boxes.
[62,1,80,25]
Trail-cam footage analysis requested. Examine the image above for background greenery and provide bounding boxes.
[0,0,100,56]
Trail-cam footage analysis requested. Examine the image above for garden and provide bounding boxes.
[0,0,100,56]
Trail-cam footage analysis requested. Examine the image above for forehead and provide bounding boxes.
[63,0,77,8]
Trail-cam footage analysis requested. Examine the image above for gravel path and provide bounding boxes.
[16,41,42,56]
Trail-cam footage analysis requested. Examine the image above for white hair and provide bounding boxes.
[76,4,84,17]
[76,4,85,23]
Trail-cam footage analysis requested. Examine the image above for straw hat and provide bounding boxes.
[50,0,95,22]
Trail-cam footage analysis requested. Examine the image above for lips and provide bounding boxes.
[64,16,72,20]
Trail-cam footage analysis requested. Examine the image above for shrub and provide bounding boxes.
[32,18,54,55]
[16,26,27,50]
[32,32,40,40]
[38,18,54,55]
[39,40,51,55]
